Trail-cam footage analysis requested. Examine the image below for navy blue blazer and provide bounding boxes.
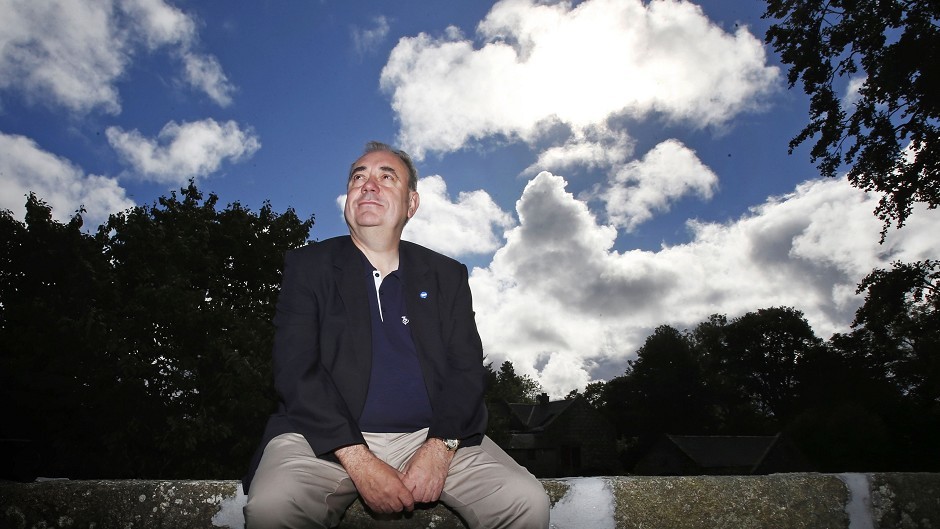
[243,236,488,492]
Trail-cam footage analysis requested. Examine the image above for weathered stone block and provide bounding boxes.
[870,473,940,529]
[2,474,939,528]
[610,474,848,529]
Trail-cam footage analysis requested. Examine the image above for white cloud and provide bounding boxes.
[0,0,124,114]
[600,139,718,231]
[381,0,778,158]
[0,132,134,229]
[0,0,232,114]
[352,15,391,57]
[125,0,235,106]
[469,171,940,397]
[182,53,234,107]
[522,126,635,176]
[335,174,515,258]
[106,119,261,184]
[403,175,515,256]
[122,0,196,49]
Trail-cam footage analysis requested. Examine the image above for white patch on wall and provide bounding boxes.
[839,473,874,529]
[211,486,247,528]
[549,477,616,529]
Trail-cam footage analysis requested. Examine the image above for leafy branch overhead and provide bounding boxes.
[763,0,940,239]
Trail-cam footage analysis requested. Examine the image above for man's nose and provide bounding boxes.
[360,173,380,191]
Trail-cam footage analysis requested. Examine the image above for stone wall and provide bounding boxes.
[1,473,938,528]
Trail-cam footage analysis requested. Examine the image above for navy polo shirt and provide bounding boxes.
[357,261,433,432]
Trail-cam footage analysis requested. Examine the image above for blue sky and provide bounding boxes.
[2,0,937,395]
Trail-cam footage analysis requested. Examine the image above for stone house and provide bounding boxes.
[493,394,619,478]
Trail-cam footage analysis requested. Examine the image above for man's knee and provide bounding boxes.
[508,476,551,528]
[245,494,303,529]
[469,473,550,528]
[244,491,334,529]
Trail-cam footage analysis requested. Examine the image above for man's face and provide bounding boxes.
[344,150,418,235]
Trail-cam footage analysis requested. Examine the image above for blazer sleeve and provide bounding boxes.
[427,262,488,445]
[271,248,365,455]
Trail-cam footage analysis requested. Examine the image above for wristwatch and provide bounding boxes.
[441,438,460,451]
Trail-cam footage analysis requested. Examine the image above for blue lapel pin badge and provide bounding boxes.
[420,291,428,299]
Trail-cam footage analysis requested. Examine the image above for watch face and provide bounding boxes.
[443,438,460,451]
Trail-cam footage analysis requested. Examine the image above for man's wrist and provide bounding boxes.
[334,443,372,468]
[437,438,460,452]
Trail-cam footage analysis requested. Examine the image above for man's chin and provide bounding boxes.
[349,216,388,229]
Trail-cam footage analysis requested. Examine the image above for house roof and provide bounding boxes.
[666,434,781,469]
[508,398,576,432]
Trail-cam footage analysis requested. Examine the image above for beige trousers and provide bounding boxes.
[244,429,549,529]
[245,429,549,529]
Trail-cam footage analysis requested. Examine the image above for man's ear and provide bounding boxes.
[407,191,420,218]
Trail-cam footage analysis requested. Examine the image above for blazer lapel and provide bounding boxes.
[333,238,373,391]
[401,243,436,358]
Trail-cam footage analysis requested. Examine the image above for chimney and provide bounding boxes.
[537,393,549,405]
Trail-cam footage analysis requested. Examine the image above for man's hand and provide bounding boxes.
[335,444,415,513]
[400,439,454,503]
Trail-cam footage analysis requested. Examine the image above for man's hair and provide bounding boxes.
[352,141,419,192]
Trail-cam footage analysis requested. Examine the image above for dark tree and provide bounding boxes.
[0,183,314,479]
[763,0,940,238]
[621,325,715,435]
[485,360,543,405]
[851,259,940,405]
[789,335,902,471]
[483,360,543,444]
[95,182,313,477]
[580,381,607,409]
[831,260,940,470]
[720,307,824,424]
[595,326,719,469]
[790,258,940,473]
[690,314,772,433]
[0,196,113,479]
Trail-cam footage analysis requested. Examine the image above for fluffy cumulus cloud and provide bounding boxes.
[469,172,940,397]
[336,174,515,258]
[381,0,778,158]
[106,119,261,184]
[523,126,635,176]
[0,132,134,228]
[0,0,233,113]
[599,139,718,231]
[403,175,515,256]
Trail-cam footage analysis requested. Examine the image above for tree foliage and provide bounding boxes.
[485,360,543,405]
[763,0,940,237]
[0,183,313,479]
[483,361,543,444]
[592,300,938,472]
[851,260,940,404]
[620,325,715,435]
[720,307,824,422]
[760,0,940,470]
[1,196,115,478]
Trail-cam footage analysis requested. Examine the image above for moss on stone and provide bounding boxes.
[0,480,239,529]
[610,474,848,529]
[870,473,940,529]
[4,474,940,528]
